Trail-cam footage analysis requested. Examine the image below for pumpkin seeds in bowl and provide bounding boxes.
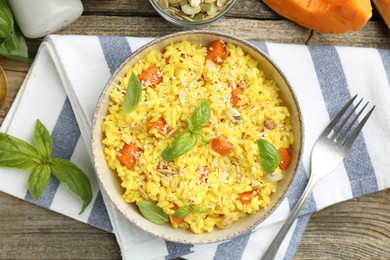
[150,0,236,26]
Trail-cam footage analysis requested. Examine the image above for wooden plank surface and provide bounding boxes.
[1,0,390,259]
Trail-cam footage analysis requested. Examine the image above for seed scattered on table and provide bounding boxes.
[156,0,233,22]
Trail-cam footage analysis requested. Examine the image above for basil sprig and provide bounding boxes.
[0,120,92,213]
[136,200,168,224]
[122,72,142,114]
[256,139,281,173]
[161,99,211,161]
[174,204,207,218]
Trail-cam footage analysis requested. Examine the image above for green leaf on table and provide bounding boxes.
[33,119,52,158]
[0,0,29,62]
[27,163,51,199]
[50,158,93,214]
[0,120,92,213]
[136,200,168,224]
[122,72,142,114]
[0,0,14,39]
[0,132,40,170]
[0,24,29,62]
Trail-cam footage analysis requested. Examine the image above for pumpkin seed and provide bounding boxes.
[158,0,169,9]
[207,3,218,16]
[205,59,217,72]
[265,171,283,182]
[264,118,276,130]
[138,187,149,200]
[225,107,243,124]
[179,89,188,105]
[189,0,201,7]
[200,2,213,12]
[168,0,182,3]
[166,125,181,138]
[157,169,179,175]
[165,8,177,15]
[219,215,234,229]
[156,171,170,179]
[216,0,228,7]
[193,12,204,21]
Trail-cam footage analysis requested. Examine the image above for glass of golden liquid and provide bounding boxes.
[0,66,8,108]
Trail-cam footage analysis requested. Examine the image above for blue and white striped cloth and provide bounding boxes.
[1,34,389,260]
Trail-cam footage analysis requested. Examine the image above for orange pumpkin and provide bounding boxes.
[263,0,372,33]
[373,0,390,29]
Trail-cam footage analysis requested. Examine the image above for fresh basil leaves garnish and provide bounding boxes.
[122,72,142,114]
[0,119,92,213]
[190,99,211,131]
[173,205,193,218]
[161,130,197,162]
[136,200,168,224]
[256,139,281,173]
[161,99,211,162]
[174,204,207,218]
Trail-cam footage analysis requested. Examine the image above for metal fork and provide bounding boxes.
[262,95,375,260]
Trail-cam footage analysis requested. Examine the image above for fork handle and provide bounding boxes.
[262,176,318,260]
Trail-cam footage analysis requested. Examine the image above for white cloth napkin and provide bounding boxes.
[1,34,390,260]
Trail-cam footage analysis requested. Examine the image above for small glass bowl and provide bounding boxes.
[0,66,8,109]
[149,0,237,26]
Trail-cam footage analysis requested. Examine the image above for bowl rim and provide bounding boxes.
[91,30,305,244]
[148,0,237,26]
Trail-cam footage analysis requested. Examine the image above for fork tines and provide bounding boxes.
[324,95,375,148]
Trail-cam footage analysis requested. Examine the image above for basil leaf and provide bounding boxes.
[122,72,142,114]
[0,24,29,62]
[192,206,207,214]
[186,118,194,132]
[174,205,193,218]
[161,130,197,162]
[190,99,211,131]
[0,132,40,170]
[196,132,207,146]
[136,200,168,224]
[256,139,280,173]
[27,163,51,200]
[50,158,92,214]
[33,120,52,158]
[0,0,14,39]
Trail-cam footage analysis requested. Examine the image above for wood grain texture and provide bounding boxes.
[1,0,390,259]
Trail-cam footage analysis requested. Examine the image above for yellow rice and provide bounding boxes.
[102,40,294,234]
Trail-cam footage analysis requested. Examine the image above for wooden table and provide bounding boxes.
[1,0,390,259]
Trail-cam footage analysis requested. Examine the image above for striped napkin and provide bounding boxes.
[1,34,389,260]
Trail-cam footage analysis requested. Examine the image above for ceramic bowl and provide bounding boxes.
[91,30,303,244]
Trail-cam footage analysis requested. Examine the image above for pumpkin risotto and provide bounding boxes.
[102,39,294,234]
